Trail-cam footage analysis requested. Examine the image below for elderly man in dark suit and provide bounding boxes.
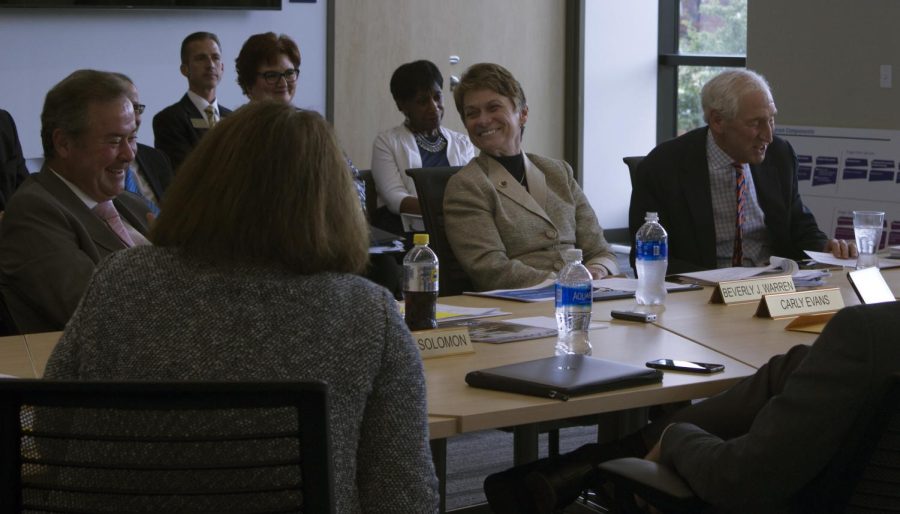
[0,70,152,333]
[628,69,853,275]
[0,109,30,210]
[152,32,232,170]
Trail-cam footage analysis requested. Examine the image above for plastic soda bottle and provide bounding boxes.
[403,233,439,331]
[635,212,668,305]
[555,248,593,356]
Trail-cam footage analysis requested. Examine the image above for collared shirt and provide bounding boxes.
[186,90,220,126]
[49,167,150,246]
[706,132,770,267]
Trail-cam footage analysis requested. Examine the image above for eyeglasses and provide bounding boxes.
[258,69,300,85]
[132,103,146,115]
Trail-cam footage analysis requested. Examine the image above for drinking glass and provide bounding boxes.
[853,210,885,269]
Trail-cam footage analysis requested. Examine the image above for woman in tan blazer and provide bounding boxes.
[443,63,617,291]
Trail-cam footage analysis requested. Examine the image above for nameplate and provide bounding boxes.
[784,312,835,334]
[709,275,796,304]
[755,288,844,319]
[190,117,210,129]
[413,326,475,359]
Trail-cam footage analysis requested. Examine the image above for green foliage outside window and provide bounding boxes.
[677,0,747,134]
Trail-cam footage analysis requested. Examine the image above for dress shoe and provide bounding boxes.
[524,445,599,513]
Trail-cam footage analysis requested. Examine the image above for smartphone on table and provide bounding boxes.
[646,359,724,374]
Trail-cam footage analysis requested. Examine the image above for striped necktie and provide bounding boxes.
[204,105,217,129]
[732,162,748,266]
[124,167,160,216]
[93,200,135,247]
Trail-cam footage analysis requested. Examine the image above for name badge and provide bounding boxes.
[190,117,210,129]
[755,288,844,319]
[413,326,475,359]
[709,275,796,304]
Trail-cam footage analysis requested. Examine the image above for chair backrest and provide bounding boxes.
[622,156,644,187]
[405,166,472,296]
[0,380,334,513]
[357,168,378,220]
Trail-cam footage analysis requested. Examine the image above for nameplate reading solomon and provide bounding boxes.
[412,326,475,359]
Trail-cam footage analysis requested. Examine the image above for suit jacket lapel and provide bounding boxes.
[681,128,717,267]
[180,94,210,133]
[475,154,552,225]
[135,145,164,200]
[34,168,127,252]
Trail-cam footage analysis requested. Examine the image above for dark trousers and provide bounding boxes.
[641,344,811,447]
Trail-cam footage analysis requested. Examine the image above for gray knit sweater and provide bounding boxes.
[44,246,439,513]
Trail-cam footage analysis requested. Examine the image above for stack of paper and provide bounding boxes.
[804,251,900,270]
[675,256,829,287]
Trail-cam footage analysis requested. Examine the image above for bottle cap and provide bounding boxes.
[563,248,583,262]
[645,212,659,221]
[413,233,430,245]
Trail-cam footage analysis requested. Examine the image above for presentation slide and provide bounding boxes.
[777,125,900,249]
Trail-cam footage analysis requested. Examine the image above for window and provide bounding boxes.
[657,0,747,141]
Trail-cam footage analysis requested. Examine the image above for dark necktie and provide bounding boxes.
[732,162,748,266]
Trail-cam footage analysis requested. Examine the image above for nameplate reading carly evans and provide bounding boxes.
[755,288,844,319]
[412,326,475,359]
[709,275,795,304]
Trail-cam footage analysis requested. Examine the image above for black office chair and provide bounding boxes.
[405,166,472,296]
[622,156,644,187]
[595,372,900,513]
[0,380,334,513]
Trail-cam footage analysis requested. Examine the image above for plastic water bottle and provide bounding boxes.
[555,248,593,356]
[403,233,439,331]
[635,212,668,305]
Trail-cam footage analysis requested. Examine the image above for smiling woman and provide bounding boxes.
[442,63,618,291]
[235,32,301,105]
[370,60,475,234]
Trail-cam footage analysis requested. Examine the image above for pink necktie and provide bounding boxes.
[732,163,748,267]
[93,201,135,247]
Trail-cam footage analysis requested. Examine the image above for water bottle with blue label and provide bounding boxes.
[635,212,668,305]
[555,248,593,356]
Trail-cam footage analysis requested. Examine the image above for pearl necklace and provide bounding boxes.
[414,131,447,153]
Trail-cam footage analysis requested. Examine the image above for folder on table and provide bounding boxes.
[465,355,662,401]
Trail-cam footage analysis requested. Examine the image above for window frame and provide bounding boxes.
[656,0,747,143]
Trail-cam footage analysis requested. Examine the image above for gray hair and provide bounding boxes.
[701,69,772,123]
[41,70,130,158]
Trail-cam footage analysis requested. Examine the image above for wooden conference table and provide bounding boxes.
[1,268,895,512]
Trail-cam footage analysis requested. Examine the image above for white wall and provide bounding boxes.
[581,1,658,231]
[0,0,327,160]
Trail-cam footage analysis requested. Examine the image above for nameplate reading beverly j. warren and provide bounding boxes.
[709,275,795,304]
[755,288,844,319]
[412,326,475,359]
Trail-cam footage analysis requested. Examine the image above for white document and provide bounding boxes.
[594,277,697,292]
[804,251,900,270]
[505,316,609,331]
[676,256,801,286]
[400,213,425,233]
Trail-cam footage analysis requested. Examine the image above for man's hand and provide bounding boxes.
[586,264,609,280]
[824,239,858,259]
